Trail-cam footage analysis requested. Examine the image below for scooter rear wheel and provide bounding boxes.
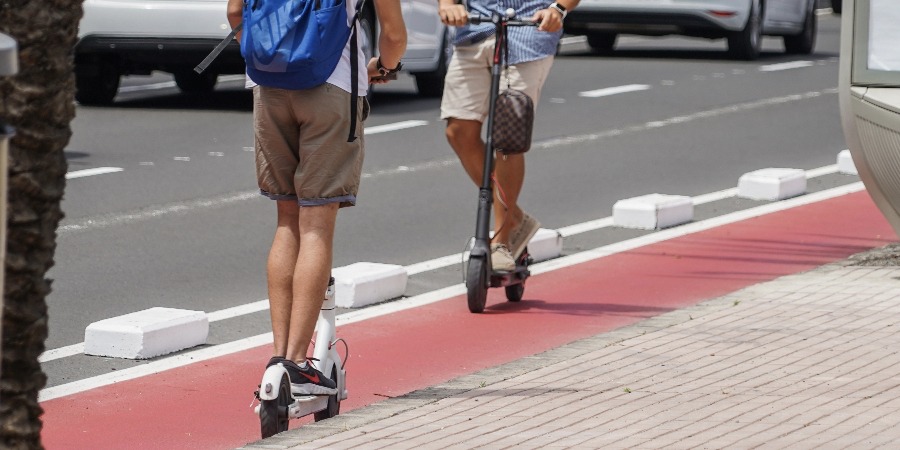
[466,256,488,313]
[505,283,524,302]
[314,366,341,421]
[259,373,291,438]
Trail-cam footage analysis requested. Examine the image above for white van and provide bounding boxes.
[74,0,450,105]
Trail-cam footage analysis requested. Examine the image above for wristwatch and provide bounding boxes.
[377,57,403,77]
[549,2,567,18]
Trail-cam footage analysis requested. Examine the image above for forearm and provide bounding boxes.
[226,0,243,39]
[373,0,407,69]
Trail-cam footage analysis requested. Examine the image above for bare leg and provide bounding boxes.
[267,200,300,358]
[285,202,339,363]
[445,118,524,245]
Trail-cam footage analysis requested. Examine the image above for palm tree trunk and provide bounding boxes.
[0,2,82,448]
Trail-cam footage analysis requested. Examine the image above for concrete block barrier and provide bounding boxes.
[527,228,563,262]
[84,307,208,359]
[332,262,408,308]
[738,168,807,201]
[613,193,693,230]
[838,149,858,175]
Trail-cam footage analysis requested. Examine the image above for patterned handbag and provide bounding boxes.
[489,21,534,155]
[491,88,534,155]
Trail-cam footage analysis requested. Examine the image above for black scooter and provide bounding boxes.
[463,10,538,313]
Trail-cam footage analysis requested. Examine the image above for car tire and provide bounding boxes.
[75,61,120,106]
[783,1,816,55]
[174,70,217,93]
[832,0,841,14]
[587,33,617,55]
[727,0,763,60]
[414,30,451,98]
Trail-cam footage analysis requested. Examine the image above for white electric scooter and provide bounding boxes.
[253,277,348,438]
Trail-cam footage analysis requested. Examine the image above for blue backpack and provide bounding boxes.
[241,0,365,141]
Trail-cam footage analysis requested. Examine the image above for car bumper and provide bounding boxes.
[566,1,749,36]
[79,0,232,39]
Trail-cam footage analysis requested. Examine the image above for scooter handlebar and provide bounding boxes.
[467,11,539,27]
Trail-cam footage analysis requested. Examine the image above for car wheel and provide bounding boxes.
[75,61,120,106]
[587,33,617,55]
[832,0,842,14]
[414,29,452,98]
[727,0,763,60]
[783,1,816,55]
[174,70,217,93]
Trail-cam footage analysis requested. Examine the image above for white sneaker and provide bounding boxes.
[491,244,516,272]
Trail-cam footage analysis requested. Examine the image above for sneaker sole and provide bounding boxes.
[291,384,338,396]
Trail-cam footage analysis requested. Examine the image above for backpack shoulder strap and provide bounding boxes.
[347,0,369,142]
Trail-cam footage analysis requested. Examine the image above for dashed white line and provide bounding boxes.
[365,120,428,135]
[759,61,814,72]
[65,167,123,179]
[579,84,651,98]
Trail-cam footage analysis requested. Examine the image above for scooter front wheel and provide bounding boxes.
[259,372,291,438]
[466,256,488,313]
[313,366,341,422]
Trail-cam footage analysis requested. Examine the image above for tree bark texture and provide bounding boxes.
[0,1,81,449]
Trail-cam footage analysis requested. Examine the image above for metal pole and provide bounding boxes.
[0,32,19,383]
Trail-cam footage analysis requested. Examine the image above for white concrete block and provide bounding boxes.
[737,168,807,201]
[332,262,407,308]
[612,194,693,230]
[84,307,208,360]
[838,149,858,175]
[527,228,563,262]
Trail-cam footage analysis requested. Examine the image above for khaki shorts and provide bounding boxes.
[253,84,368,208]
[441,36,554,123]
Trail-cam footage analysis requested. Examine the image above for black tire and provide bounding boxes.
[783,2,816,55]
[414,30,452,97]
[832,0,841,14]
[587,33,617,55]
[259,373,291,439]
[466,256,488,313]
[174,70,217,93]
[727,0,763,60]
[505,283,524,302]
[313,366,341,422]
[75,62,120,106]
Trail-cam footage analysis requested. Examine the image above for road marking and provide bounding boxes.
[759,61,814,72]
[40,163,845,363]
[365,120,428,135]
[38,181,866,401]
[579,84,651,98]
[57,87,838,236]
[65,167,123,179]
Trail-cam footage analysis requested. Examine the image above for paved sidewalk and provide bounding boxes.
[242,245,900,449]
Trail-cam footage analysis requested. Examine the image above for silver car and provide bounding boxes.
[564,0,818,60]
[74,0,450,105]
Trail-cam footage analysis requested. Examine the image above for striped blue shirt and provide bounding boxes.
[455,0,561,65]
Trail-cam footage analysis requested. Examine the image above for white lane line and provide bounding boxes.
[65,167,123,179]
[365,120,428,135]
[118,81,176,93]
[579,84,651,98]
[38,163,845,363]
[759,61,814,72]
[38,181,865,402]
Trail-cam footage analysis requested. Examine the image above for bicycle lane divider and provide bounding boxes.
[40,188,896,449]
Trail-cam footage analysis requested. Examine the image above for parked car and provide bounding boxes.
[564,0,818,60]
[74,0,450,105]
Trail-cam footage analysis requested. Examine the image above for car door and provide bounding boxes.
[840,0,900,235]
[400,0,444,69]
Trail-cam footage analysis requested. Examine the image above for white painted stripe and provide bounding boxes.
[365,120,428,135]
[118,81,177,93]
[579,84,651,98]
[405,254,464,276]
[38,343,84,363]
[759,61,814,72]
[38,181,865,401]
[65,167,123,179]
[206,299,269,322]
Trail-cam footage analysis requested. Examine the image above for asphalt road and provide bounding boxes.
[45,11,847,387]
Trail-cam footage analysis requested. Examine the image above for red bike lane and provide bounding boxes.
[41,190,896,449]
